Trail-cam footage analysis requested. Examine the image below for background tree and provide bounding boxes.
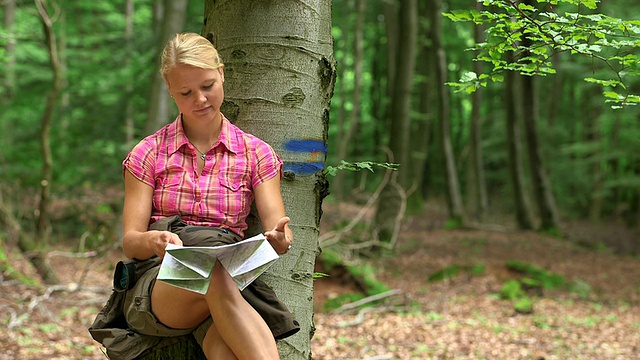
[373,0,418,242]
[143,0,187,135]
[430,0,465,225]
[332,0,364,200]
[466,0,489,221]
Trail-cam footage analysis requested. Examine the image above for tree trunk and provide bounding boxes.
[546,53,563,127]
[332,0,364,200]
[371,17,386,160]
[203,1,335,358]
[521,73,559,231]
[374,0,418,242]
[430,0,464,224]
[409,0,435,209]
[466,2,488,221]
[35,0,63,248]
[143,0,187,135]
[583,86,603,221]
[124,0,135,145]
[2,0,16,101]
[505,63,535,230]
[520,0,559,231]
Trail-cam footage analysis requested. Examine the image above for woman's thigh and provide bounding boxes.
[151,280,210,329]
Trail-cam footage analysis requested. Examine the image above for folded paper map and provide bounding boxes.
[157,233,279,294]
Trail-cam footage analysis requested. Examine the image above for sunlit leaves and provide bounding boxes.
[445,0,640,107]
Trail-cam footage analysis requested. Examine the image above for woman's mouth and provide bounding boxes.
[194,106,211,114]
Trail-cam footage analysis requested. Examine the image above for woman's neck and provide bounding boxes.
[182,112,222,146]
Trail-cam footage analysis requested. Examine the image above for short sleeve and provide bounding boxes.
[122,138,156,188]
[251,140,282,189]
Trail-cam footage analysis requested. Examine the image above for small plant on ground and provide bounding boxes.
[498,260,593,313]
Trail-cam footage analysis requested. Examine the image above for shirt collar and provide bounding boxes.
[166,113,238,156]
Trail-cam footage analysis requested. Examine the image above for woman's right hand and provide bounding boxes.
[149,230,183,258]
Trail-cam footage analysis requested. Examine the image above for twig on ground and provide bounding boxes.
[46,250,98,259]
[26,283,110,312]
[332,289,402,314]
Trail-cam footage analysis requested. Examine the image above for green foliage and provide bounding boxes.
[0,240,39,287]
[443,218,465,230]
[506,260,565,289]
[499,260,593,313]
[513,297,535,314]
[349,263,389,296]
[445,0,640,107]
[500,279,527,300]
[325,160,399,177]
[319,248,390,296]
[323,293,365,312]
[428,263,486,282]
[313,272,330,279]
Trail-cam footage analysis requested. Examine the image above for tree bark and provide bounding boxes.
[203,1,335,358]
[430,0,464,224]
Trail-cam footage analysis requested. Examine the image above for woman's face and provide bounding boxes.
[166,64,225,123]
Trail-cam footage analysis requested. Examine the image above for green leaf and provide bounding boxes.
[517,3,536,11]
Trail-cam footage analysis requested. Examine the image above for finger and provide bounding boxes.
[169,233,183,246]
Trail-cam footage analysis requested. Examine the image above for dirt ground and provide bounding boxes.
[1,201,640,359]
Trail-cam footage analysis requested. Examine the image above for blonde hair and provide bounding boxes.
[160,32,224,81]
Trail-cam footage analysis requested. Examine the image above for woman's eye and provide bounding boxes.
[203,83,213,90]
[180,91,190,96]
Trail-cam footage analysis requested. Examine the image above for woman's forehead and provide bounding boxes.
[167,65,220,88]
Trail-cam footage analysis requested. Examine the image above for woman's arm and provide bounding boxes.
[253,175,293,254]
[122,169,182,259]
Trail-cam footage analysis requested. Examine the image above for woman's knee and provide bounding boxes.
[207,261,241,296]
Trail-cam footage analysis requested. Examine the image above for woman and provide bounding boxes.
[121,32,293,359]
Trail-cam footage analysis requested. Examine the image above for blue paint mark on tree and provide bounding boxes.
[283,139,327,176]
[283,162,325,176]
[283,139,327,153]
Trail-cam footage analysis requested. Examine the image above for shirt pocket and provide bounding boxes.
[218,171,250,217]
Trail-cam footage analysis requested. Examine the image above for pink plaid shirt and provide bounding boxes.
[123,114,282,237]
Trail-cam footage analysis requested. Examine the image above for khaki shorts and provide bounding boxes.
[123,266,201,337]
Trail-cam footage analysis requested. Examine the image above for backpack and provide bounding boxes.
[88,257,194,359]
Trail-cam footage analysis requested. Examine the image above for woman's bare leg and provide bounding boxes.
[202,321,237,360]
[151,260,279,360]
[204,262,279,359]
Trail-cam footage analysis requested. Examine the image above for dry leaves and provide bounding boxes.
[1,201,640,359]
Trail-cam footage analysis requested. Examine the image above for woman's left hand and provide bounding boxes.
[264,216,293,255]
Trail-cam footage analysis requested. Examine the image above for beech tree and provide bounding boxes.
[203,1,335,358]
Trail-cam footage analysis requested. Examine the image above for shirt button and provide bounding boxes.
[195,197,201,202]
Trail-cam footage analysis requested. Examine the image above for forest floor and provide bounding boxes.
[1,200,640,359]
